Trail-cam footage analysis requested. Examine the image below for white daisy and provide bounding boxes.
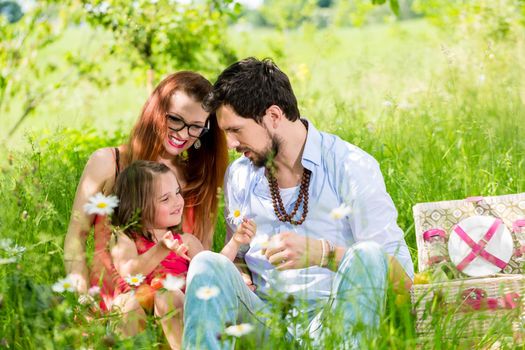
[52,275,77,293]
[227,208,246,226]
[125,274,145,286]
[330,203,352,220]
[0,257,17,265]
[83,192,119,216]
[162,274,185,291]
[224,323,255,337]
[196,285,220,300]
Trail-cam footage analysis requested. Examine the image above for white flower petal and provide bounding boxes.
[83,192,119,215]
[227,208,246,226]
[330,203,352,220]
[52,275,77,293]
[162,274,186,291]
[196,285,220,300]
[125,273,145,286]
[225,323,254,337]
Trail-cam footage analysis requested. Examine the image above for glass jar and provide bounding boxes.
[423,228,447,266]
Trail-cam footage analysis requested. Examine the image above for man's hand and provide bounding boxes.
[262,231,322,270]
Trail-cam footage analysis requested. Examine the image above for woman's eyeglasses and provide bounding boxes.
[166,114,209,138]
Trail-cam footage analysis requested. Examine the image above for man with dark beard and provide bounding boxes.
[182,57,414,349]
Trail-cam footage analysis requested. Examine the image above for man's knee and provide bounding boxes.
[187,251,232,283]
[342,241,388,275]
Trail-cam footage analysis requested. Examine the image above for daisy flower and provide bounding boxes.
[125,274,145,287]
[196,285,220,300]
[83,192,119,215]
[52,275,77,293]
[162,274,186,291]
[227,208,246,226]
[330,203,352,220]
[224,323,254,337]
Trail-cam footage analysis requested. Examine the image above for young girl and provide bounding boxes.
[111,160,255,349]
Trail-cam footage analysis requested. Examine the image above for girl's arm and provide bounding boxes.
[111,232,171,278]
[221,220,256,262]
[180,233,204,259]
[64,147,116,293]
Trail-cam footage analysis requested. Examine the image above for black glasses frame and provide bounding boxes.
[166,114,210,138]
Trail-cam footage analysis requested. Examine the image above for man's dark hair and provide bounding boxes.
[204,57,300,122]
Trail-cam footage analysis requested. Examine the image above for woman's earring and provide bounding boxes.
[194,139,201,149]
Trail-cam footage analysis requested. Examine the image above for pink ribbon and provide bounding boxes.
[423,228,447,241]
[454,218,508,272]
[513,219,525,233]
[461,288,520,311]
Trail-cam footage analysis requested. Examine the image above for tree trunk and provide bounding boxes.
[147,68,155,95]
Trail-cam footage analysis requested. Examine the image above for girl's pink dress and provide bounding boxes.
[133,231,190,288]
[90,212,193,310]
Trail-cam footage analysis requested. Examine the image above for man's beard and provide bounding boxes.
[238,136,281,168]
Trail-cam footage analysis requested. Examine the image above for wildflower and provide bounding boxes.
[196,285,220,300]
[0,239,13,250]
[382,100,394,108]
[88,286,101,296]
[227,208,245,226]
[162,274,185,291]
[330,203,352,220]
[83,192,119,215]
[224,323,254,337]
[52,275,77,293]
[21,210,29,221]
[0,257,17,265]
[125,274,146,286]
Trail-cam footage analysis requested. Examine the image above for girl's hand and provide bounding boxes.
[233,219,257,245]
[162,231,191,261]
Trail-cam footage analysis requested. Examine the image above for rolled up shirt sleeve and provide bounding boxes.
[339,149,414,279]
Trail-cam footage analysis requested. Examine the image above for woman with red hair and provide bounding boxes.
[63,72,228,335]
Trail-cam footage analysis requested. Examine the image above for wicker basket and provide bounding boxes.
[411,193,525,345]
[412,274,525,344]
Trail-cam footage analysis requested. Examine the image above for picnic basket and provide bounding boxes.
[410,193,525,344]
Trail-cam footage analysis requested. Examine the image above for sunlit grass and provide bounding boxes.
[1,17,525,349]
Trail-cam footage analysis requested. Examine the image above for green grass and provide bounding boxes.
[1,17,525,349]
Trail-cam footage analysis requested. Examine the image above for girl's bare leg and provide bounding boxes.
[112,292,147,337]
[154,289,185,350]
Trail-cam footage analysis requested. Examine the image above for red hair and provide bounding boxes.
[124,72,228,249]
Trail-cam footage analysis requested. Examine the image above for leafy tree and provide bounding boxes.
[82,0,239,92]
[0,0,86,138]
[0,0,23,23]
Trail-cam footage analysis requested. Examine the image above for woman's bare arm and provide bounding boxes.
[63,147,117,293]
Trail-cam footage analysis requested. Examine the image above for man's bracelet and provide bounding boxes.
[320,239,327,267]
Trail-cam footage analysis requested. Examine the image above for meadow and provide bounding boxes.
[1,14,525,349]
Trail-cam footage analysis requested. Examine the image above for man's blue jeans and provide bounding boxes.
[182,241,388,349]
